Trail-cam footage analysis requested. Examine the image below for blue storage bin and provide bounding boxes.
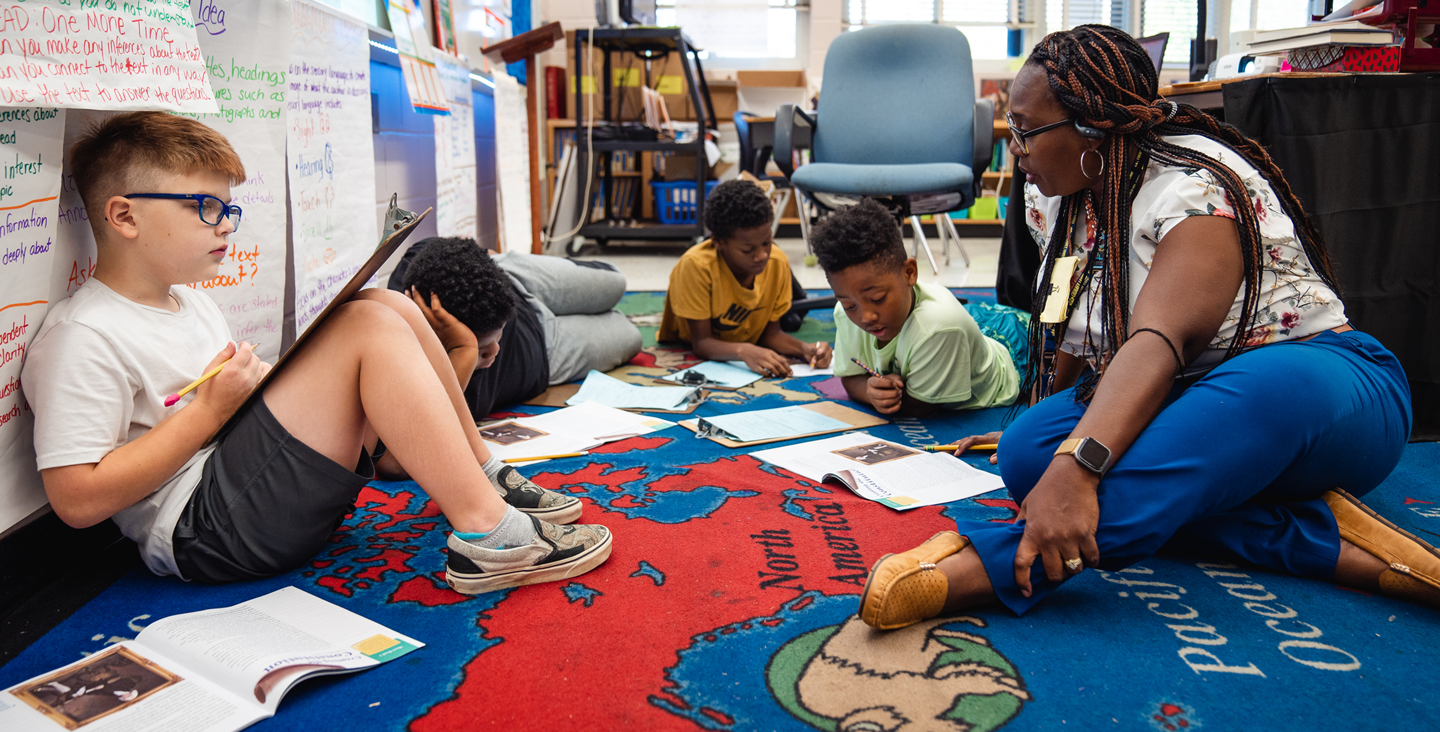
[651,180,719,224]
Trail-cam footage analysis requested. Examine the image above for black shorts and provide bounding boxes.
[172,398,375,584]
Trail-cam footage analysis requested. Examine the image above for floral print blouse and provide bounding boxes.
[1025,133,1348,375]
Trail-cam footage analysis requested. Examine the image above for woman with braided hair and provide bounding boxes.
[857,25,1423,628]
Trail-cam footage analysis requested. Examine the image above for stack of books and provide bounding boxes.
[1246,20,1395,56]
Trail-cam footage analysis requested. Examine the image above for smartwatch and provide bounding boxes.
[1055,437,1112,475]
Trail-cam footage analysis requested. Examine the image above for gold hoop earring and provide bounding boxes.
[1080,149,1105,180]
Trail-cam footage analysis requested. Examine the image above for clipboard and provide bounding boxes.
[524,383,705,414]
[679,401,887,448]
[211,196,430,440]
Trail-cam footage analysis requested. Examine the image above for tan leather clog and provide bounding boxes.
[858,531,969,630]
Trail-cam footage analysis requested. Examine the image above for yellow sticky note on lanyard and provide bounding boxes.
[1040,256,1080,324]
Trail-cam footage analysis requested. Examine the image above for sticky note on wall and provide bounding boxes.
[569,76,597,94]
[656,76,685,95]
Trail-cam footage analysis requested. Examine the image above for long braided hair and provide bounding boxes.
[1018,25,1341,404]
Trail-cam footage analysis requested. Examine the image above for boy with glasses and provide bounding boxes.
[23,112,612,593]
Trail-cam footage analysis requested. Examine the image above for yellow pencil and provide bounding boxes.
[502,451,590,463]
[925,443,999,453]
[164,362,229,407]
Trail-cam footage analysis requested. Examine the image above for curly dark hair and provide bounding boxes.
[809,198,906,275]
[704,179,774,241]
[400,237,517,336]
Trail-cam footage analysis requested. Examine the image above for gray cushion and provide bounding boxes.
[791,162,974,197]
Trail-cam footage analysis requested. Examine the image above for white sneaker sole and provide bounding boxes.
[445,531,613,595]
[516,499,583,525]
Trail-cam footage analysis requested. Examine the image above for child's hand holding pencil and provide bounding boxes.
[169,341,267,414]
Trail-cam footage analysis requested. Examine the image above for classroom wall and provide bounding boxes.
[0,13,501,538]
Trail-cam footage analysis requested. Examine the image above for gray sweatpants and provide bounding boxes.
[492,252,643,384]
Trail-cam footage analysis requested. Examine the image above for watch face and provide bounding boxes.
[1076,438,1110,471]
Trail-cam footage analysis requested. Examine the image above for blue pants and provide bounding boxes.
[956,330,1412,615]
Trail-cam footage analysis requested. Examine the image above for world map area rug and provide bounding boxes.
[3,321,1439,731]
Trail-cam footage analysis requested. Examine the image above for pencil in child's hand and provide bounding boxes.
[925,443,999,452]
[850,357,882,378]
[164,362,228,407]
[164,343,253,407]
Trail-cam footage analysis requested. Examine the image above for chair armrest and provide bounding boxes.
[972,98,995,179]
[774,103,815,180]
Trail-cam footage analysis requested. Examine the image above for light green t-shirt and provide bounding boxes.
[833,281,1019,410]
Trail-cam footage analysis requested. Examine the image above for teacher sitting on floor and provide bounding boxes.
[857,25,1429,628]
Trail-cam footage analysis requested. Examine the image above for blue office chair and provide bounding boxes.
[775,24,994,270]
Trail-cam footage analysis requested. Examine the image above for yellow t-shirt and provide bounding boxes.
[659,240,792,344]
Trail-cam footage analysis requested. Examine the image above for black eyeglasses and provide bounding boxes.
[124,193,243,232]
[1005,112,1073,156]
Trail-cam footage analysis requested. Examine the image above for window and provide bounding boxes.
[1231,0,1311,32]
[658,0,801,59]
[843,0,1026,60]
[1141,0,1196,66]
[317,0,384,27]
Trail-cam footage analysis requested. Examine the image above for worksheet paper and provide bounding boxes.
[287,0,377,336]
[492,71,531,252]
[697,405,850,443]
[0,0,219,113]
[433,54,478,240]
[662,361,762,389]
[481,401,675,463]
[751,433,1005,509]
[569,370,699,411]
[181,0,290,362]
[0,107,64,533]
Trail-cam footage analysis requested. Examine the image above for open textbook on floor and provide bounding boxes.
[751,433,1005,510]
[1,587,422,731]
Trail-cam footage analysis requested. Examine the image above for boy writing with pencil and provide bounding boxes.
[658,179,832,376]
[22,112,610,593]
[815,199,1020,416]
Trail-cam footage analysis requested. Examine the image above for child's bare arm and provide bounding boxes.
[42,342,264,528]
[757,323,832,368]
[686,318,792,377]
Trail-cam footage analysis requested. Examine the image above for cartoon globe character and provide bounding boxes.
[768,616,1030,732]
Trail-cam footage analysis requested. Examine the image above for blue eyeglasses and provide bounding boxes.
[124,193,243,232]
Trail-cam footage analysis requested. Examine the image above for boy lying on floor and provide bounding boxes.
[22,112,610,594]
[372,236,642,480]
[813,198,1021,417]
[658,179,833,377]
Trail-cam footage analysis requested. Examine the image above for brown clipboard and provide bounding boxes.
[523,383,705,414]
[679,401,887,448]
[210,197,431,441]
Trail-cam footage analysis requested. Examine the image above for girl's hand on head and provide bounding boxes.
[410,287,477,353]
[866,374,904,414]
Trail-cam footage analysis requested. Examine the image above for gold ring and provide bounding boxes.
[1065,557,1083,572]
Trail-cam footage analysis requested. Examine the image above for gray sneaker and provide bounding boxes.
[445,517,612,594]
[492,465,584,524]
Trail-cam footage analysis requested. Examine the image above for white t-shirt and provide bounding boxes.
[1025,134,1348,374]
[23,280,232,577]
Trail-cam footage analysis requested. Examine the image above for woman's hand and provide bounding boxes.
[866,374,905,414]
[950,430,1003,464]
[410,287,478,354]
[1013,458,1102,597]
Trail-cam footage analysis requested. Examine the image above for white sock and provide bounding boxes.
[482,455,505,482]
[455,506,536,550]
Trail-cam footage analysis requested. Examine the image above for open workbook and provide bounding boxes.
[751,433,1005,510]
[1,587,422,731]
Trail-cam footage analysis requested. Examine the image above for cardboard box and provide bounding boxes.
[658,153,733,181]
[736,70,808,116]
